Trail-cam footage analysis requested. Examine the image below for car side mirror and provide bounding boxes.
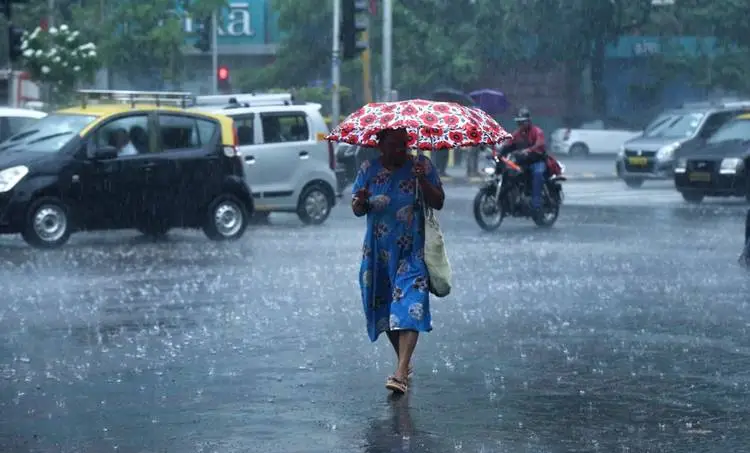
[93,146,118,160]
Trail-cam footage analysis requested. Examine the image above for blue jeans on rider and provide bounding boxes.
[530,161,546,209]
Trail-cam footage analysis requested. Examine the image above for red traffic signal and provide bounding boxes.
[217,66,229,81]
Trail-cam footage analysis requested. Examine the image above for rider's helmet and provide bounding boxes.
[514,107,532,127]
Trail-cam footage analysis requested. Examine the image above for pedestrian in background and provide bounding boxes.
[351,128,445,395]
[740,208,750,266]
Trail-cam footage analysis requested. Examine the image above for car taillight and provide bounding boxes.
[222,127,241,158]
[563,129,571,140]
[328,141,335,170]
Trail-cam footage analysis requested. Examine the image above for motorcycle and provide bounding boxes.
[473,150,566,230]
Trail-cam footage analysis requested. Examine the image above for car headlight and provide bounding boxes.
[617,145,625,158]
[720,157,743,174]
[0,165,29,193]
[674,158,687,173]
[656,142,681,161]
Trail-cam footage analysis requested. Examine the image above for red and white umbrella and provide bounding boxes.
[326,99,511,150]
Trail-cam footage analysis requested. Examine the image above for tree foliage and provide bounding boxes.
[20,24,100,99]
[241,0,494,103]
[69,0,227,87]
[8,0,229,88]
[660,0,750,94]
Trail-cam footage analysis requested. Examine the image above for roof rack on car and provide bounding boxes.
[679,98,750,109]
[193,92,295,109]
[77,90,195,109]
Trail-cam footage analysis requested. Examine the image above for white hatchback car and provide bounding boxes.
[193,94,339,225]
[0,107,47,142]
[551,118,641,156]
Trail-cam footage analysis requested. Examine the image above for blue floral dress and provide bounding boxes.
[352,154,442,342]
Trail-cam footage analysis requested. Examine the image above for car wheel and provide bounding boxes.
[682,192,704,204]
[202,194,248,241]
[624,178,644,188]
[569,143,589,157]
[297,184,333,225]
[21,197,73,249]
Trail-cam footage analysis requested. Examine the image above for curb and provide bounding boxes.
[442,173,621,185]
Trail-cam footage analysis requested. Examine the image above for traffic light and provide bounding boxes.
[217,66,231,93]
[341,0,368,60]
[8,25,25,62]
[194,16,211,52]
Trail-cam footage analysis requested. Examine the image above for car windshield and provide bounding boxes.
[643,112,705,138]
[644,113,672,133]
[707,119,750,144]
[0,113,98,152]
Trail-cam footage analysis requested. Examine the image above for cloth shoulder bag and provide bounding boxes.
[415,178,452,297]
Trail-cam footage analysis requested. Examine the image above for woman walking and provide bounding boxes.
[351,128,445,394]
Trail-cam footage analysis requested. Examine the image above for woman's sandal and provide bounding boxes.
[385,376,408,394]
[390,366,414,382]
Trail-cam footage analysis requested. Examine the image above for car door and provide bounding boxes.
[232,113,262,200]
[578,120,609,154]
[251,111,311,207]
[77,113,154,229]
[154,112,223,226]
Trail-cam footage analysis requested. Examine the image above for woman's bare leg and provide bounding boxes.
[395,330,419,381]
[386,330,400,359]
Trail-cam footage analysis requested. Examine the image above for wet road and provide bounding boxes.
[1,181,750,453]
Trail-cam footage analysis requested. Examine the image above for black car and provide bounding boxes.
[0,95,255,248]
[617,100,750,188]
[674,113,750,203]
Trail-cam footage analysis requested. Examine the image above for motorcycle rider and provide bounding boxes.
[499,107,547,213]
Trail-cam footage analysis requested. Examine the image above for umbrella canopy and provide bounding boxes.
[469,89,509,115]
[326,99,511,150]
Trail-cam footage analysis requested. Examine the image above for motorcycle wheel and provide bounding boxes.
[473,187,504,231]
[532,187,560,228]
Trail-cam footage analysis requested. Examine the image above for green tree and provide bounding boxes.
[239,0,487,103]
[655,0,750,94]
[19,24,100,104]
[499,0,654,116]
[64,0,227,88]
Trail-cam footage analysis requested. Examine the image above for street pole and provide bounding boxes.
[48,0,54,27]
[361,14,372,103]
[331,0,341,129]
[4,0,12,105]
[381,0,392,102]
[211,9,218,95]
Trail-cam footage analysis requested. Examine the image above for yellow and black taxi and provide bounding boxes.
[0,90,254,248]
[673,112,750,203]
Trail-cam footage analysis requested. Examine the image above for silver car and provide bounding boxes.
[194,96,339,225]
[615,101,750,188]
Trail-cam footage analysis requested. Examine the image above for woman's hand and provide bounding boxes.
[352,187,370,216]
[368,195,390,212]
[413,157,445,210]
[412,159,427,179]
